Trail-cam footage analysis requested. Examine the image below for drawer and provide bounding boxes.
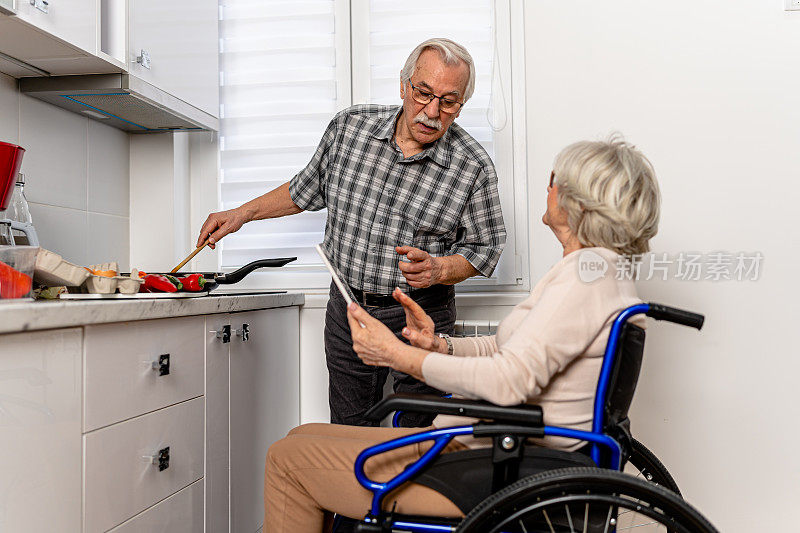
[83,398,204,533]
[107,479,203,533]
[84,316,205,432]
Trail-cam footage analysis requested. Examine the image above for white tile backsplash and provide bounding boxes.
[88,120,130,217]
[19,95,88,210]
[0,73,18,144]
[29,203,89,265]
[0,76,131,269]
[87,212,129,271]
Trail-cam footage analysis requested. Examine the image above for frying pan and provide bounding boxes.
[135,257,297,292]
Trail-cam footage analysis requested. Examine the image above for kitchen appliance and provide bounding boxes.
[59,258,298,299]
[19,74,218,133]
[0,141,24,210]
[0,142,39,246]
[139,258,298,293]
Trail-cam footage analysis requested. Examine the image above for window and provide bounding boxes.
[218,0,528,291]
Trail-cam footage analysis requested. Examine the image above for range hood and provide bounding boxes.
[19,74,219,133]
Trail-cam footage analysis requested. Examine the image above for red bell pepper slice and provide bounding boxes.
[178,273,206,292]
[143,274,178,293]
[0,260,32,298]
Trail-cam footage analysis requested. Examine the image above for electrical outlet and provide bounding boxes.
[786,0,800,11]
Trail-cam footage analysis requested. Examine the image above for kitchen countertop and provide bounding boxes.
[0,291,305,334]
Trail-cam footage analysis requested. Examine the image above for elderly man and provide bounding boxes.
[197,38,506,427]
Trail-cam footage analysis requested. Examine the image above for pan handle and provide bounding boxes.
[214,257,297,284]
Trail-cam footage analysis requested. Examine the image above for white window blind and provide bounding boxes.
[354,0,494,157]
[218,0,526,290]
[218,0,347,285]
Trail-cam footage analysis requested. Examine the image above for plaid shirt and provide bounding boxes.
[290,104,506,294]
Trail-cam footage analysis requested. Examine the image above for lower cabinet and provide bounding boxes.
[107,479,204,533]
[0,304,300,533]
[0,328,82,533]
[83,398,205,532]
[207,307,301,532]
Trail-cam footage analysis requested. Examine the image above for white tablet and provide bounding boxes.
[315,243,357,306]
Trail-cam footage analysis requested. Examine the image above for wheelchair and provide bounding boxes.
[341,302,718,532]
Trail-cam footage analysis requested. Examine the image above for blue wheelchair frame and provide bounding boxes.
[353,303,653,530]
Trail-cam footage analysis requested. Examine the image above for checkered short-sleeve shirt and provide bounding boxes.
[290,104,506,295]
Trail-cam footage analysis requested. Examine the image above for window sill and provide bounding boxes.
[300,290,529,310]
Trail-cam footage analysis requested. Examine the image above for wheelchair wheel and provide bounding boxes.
[456,467,717,533]
[627,438,682,496]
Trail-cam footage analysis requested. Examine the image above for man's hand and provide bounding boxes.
[197,208,250,249]
[396,246,444,288]
[392,288,448,353]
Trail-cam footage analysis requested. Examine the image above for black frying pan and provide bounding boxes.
[135,257,297,292]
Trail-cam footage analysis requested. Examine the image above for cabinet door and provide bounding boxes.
[128,0,219,117]
[14,0,97,54]
[0,328,82,532]
[205,313,231,533]
[230,308,300,532]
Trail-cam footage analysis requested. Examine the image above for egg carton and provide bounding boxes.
[34,248,91,287]
[82,273,143,294]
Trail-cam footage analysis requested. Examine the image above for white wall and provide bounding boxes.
[0,72,130,269]
[524,2,800,530]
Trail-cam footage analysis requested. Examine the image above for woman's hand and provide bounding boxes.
[346,303,403,367]
[392,288,448,354]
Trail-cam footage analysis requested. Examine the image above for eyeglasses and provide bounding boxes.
[407,81,463,113]
[549,170,556,188]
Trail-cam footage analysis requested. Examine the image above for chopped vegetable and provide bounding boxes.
[84,267,117,277]
[164,275,183,291]
[143,274,178,293]
[178,273,206,292]
[0,260,33,298]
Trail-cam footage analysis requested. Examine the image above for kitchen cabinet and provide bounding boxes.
[128,0,220,117]
[0,295,302,532]
[207,307,301,532]
[0,328,82,533]
[0,0,14,16]
[14,0,97,57]
[0,0,125,77]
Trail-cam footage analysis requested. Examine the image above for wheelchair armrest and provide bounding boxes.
[365,393,544,427]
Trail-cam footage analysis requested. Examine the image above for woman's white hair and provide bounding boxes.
[553,134,661,255]
[400,38,476,102]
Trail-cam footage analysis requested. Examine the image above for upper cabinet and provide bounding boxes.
[129,0,219,118]
[0,0,220,131]
[14,0,97,57]
[0,0,14,16]
[0,0,125,76]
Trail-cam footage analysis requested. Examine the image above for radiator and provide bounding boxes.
[453,319,499,337]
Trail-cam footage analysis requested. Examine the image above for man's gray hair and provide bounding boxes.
[400,38,476,102]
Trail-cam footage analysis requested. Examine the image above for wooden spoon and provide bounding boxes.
[170,241,210,273]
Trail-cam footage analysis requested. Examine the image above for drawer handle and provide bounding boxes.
[151,354,170,376]
[210,325,232,344]
[144,446,170,471]
[236,323,250,342]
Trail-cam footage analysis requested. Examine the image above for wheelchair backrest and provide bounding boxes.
[599,321,646,454]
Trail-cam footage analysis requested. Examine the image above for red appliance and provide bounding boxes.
[0,141,25,210]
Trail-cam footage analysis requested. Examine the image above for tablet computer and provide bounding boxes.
[315,243,357,305]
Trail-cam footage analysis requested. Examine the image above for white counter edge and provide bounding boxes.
[0,292,305,335]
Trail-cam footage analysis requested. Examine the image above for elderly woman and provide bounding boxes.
[264,136,661,532]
